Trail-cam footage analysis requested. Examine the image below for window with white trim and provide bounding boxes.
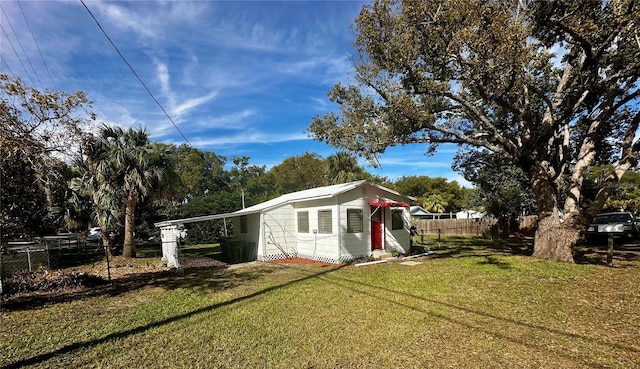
[297,211,309,233]
[391,209,404,230]
[347,208,363,233]
[318,209,332,234]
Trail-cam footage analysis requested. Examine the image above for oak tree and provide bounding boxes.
[1,74,93,238]
[309,0,640,262]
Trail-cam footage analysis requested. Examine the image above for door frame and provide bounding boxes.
[370,205,384,250]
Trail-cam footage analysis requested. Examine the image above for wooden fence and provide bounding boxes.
[414,218,497,237]
[414,216,538,237]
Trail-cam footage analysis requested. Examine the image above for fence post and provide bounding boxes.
[46,241,51,269]
[438,229,441,248]
[0,251,4,298]
[26,247,33,272]
[175,236,183,274]
[607,233,614,266]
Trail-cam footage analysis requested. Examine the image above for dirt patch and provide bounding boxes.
[182,257,227,269]
[0,256,228,309]
[3,268,106,295]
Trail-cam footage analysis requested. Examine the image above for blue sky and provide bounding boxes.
[1,0,469,186]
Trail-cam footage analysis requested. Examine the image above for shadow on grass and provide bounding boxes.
[477,255,512,269]
[307,267,640,366]
[2,264,344,369]
[0,259,271,311]
[411,236,534,260]
[574,244,640,266]
[1,242,245,310]
[414,236,640,267]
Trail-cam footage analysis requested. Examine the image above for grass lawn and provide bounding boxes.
[1,239,639,368]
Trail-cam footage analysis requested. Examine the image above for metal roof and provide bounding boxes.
[155,180,414,228]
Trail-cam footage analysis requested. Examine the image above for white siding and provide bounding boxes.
[339,185,412,258]
[227,213,261,260]
[261,204,296,260]
[228,182,411,263]
[293,199,340,263]
[337,188,371,261]
[384,207,411,254]
[245,213,261,257]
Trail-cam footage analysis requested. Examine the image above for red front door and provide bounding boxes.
[370,206,383,250]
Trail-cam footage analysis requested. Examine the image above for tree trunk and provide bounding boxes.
[122,191,137,258]
[532,212,577,263]
[529,161,578,263]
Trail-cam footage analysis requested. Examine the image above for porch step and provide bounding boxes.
[372,251,394,260]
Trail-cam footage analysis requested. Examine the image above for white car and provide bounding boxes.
[87,227,102,241]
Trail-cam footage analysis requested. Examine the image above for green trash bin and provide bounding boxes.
[222,238,244,264]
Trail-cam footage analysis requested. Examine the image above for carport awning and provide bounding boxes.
[154,210,257,228]
[369,201,410,208]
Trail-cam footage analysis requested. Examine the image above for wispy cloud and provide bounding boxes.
[92,1,207,41]
[155,61,174,105]
[4,1,463,182]
[309,97,331,112]
[173,91,219,117]
[192,131,308,147]
[92,2,157,39]
[186,109,256,132]
[152,59,220,119]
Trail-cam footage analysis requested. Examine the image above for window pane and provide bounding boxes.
[392,210,403,230]
[318,210,332,234]
[240,215,247,233]
[297,211,309,233]
[347,209,363,233]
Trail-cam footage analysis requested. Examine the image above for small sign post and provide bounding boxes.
[607,233,614,266]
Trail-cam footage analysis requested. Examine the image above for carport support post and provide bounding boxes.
[27,247,32,272]
[607,233,614,266]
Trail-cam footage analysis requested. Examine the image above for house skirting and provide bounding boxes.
[259,252,362,264]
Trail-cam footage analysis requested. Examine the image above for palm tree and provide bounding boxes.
[326,152,361,184]
[76,132,122,254]
[423,194,447,214]
[84,124,164,257]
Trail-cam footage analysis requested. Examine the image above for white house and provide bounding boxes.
[455,210,484,219]
[155,180,415,265]
[410,206,451,219]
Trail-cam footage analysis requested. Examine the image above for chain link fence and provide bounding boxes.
[0,234,107,296]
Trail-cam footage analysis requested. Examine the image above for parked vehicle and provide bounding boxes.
[87,227,102,241]
[585,212,639,244]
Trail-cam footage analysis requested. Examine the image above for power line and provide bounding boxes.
[17,0,57,91]
[0,24,37,88]
[1,54,17,77]
[0,4,44,90]
[79,0,192,147]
